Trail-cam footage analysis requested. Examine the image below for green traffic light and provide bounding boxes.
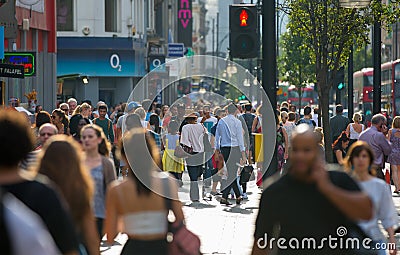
[338,83,345,90]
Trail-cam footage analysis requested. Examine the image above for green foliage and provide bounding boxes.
[281,0,400,162]
[278,31,315,87]
[353,45,373,71]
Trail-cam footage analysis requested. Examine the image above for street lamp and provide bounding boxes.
[339,0,370,8]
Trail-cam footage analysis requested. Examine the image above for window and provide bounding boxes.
[395,63,400,81]
[57,0,73,31]
[105,0,118,32]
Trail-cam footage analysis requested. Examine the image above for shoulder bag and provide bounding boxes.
[174,144,193,159]
[162,178,201,255]
[239,161,254,184]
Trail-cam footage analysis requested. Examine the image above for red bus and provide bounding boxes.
[353,68,373,114]
[287,85,317,107]
[353,60,400,116]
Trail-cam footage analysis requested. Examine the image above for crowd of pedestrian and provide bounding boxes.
[2,96,400,255]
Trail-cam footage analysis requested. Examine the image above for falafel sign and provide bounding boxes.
[0,63,24,78]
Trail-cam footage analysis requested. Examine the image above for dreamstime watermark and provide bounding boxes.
[257,226,396,251]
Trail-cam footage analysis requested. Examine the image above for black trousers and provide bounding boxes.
[221,146,242,199]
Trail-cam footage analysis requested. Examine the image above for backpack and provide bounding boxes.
[297,118,315,128]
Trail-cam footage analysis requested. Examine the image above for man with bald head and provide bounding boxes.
[20,124,58,171]
[37,123,58,148]
[252,124,373,255]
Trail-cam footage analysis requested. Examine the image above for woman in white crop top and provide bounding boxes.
[346,112,365,148]
[104,129,184,255]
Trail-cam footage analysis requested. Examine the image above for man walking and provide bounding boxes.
[359,114,392,179]
[215,104,246,205]
[296,106,316,129]
[252,125,373,255]
[199,105,218,188]
[93,104,114,144]
[330,104,350,142]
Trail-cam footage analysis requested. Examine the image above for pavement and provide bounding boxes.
[100,171,262,255]
[100,168,400,255]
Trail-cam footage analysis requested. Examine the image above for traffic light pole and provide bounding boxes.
[262,0,278,180]
[348,45,354,120]
[373,19,381,115]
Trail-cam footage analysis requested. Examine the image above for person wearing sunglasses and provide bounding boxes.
[52,109,69,135]
[59,103,70,119]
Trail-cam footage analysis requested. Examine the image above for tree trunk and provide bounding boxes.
[320,88,333,163]
[298,87,302,116]
[298,67,302,114]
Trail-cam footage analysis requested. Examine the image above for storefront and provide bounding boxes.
[57,37,145,107]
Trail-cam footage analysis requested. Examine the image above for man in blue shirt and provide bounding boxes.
[215,104,247,205]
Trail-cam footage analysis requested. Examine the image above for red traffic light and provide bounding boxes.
[240,10,248,27]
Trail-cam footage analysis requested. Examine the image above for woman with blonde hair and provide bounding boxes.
[346,112,365,147]
[252,104,263,133]
[81,124,116,238]
[73,103,92,121]
[388,116,400,193]
[37,135,100,255]
[104,128,185,255]
[134,107,150,129]
[344,141,397,255]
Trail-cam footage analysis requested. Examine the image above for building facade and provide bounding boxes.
[1,0,57,111]
[56,0,149,107]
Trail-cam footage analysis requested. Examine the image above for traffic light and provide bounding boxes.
[336,67,345,90]
[229,4,258,59]
[238,95,246,100]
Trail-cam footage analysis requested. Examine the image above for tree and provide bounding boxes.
[353,45,373,72]
[282,0,399,162]
[278,30,315,114]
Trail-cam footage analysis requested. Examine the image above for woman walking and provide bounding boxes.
[104,129,185,255]
[346,113,365,147]
[332,131,350,165]
[180,112,205,203]
[388,116,400,193]
[345,141,397,255]
[37,135,100,255]
[162,120,184,186]
[81,125,116,239]
[52,109,69,134]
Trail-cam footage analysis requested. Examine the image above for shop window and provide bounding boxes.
[57,0,74,31]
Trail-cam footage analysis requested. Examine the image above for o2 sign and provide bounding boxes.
[148,55,165,72]
[110,54,122,71]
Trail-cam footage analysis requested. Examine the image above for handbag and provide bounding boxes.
[239,163,254,184]
[162,178,201,255]
[174,144,193,159]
